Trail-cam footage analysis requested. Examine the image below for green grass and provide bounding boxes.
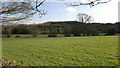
[2,36,118,66]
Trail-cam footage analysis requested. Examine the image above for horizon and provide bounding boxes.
[6,20,119,25]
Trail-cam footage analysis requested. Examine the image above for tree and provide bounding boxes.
[105,29,116,35]
[47,24,57,37]
[1,2,34,23]
[0,0,46,23]
[63,24,71,37]
[2,26,11,38]
[71,24,82,36]
[76,13,94,23]
[37,25,48,34]
[11,24,30,34]
[27,25,38,37]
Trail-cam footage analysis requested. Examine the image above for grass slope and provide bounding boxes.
[2,36,118,66]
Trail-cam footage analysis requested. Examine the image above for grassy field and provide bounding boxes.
[2,36,118,66]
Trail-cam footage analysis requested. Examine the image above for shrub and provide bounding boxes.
[64,34,71,37]
[48,34,57,37]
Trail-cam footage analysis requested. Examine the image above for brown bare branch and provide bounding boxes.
[65,0,111,7]
[35,0,46,17]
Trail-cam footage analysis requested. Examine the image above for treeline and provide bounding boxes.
[2,21,119,38]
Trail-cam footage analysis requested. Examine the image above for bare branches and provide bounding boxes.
[65,0,111,7]
[92,0,111,6]
[77,13,94,23]
[1,2,35,15]
[0,0,46,23]
[0,2,37,23]
[36,0,45,8]
[35,0,46,18]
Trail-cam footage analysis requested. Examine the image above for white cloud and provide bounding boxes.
[7,15,16,18]
[88,0,119,23]
[65,7,77,13]
[80,0,88,3]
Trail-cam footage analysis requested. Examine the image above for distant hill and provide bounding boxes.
[43,21,82,25]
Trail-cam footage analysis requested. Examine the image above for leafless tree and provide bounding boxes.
[0,0,46,23]
[77,13,94,23]
[65,0,111,7]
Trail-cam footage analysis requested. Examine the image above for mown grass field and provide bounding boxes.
[2,36,118,66]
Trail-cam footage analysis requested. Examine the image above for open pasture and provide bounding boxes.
[2,36,118,66]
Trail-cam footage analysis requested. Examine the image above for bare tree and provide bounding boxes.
[0,0,46,23]
[76,13,94,23]
[65,0,111,7]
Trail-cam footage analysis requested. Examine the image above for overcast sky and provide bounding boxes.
[1,0,120,24]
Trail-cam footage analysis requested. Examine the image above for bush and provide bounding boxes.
[105,29,116,35]
[64,34,71,37]
[15,36,21,38]
[48,34,57,37]
[73,34,81,36]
